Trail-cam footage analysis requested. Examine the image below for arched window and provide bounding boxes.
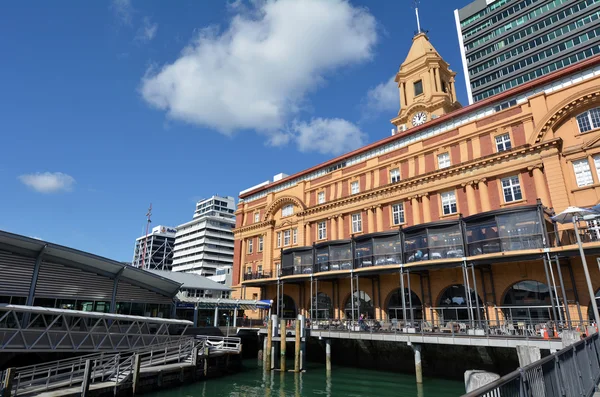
[344,291,374,320]
[275,294,297,319]
[438,284,484,321]
[576,107,600,133]
[311,292,333,319]
[387,289,422,321]
[503,280,552,323]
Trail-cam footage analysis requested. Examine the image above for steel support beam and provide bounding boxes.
[26,245,48,307]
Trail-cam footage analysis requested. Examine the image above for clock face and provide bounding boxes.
[412,111,427,126]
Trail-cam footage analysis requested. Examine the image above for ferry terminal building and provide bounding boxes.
[233,32,600,330]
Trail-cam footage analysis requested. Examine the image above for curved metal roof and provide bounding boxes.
[0,230,182,297]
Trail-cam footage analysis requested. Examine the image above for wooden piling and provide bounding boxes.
[2,368,14,397]
[413,344,422,384]
[325,339,331,372]
[203,345,210,377]
[280,319,287,372]
[132,354,142,395]
[294,319,301,372]
[266,319,273,371]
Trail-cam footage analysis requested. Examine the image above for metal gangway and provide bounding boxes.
[0,304,192,352]
[463,332,600,397]
[0,335,242,396]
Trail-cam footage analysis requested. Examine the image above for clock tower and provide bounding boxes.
[391,32,461,131]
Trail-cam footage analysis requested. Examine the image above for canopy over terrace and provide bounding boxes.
[176,297,271,327]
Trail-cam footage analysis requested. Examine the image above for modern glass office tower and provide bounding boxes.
[455,0,600,104]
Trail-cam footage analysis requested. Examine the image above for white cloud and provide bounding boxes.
[136,17,158,42]
[364,75,398,116]
[279,118,368,156]
[18,172,76,194]
[140,0,377,144]
[111,0,133,25]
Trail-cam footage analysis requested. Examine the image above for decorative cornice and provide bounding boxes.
[527,163,544,172]
[296,138,561,218]
[233,220,275,236]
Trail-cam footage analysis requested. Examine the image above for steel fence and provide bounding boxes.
[462,332,600,397]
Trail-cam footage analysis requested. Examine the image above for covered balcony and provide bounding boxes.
[354,231,402,268]
[403,220,464,263]
[281,247,313,276]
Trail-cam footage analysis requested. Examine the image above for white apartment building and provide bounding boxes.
[132,225,176,271]
[172,195,235,278]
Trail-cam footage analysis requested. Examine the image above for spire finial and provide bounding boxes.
[413,0,422,34]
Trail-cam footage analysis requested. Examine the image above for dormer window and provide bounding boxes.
[577,107,600,133]
[414,80,423,96]
[282,204,294,217]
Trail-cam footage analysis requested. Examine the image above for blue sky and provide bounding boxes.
[0,0,469,261]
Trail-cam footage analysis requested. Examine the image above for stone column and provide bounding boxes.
[305,222,312,246]
[435,67,442,94]
[240,238,247,279]
[367,207,375,233]
[421,194,431,223]
[338,215,344,239]
[464,181,477,216]
[476,178,491,212]
[263,232,272,275]
[529,165,551,208]
[399,83,405,108]
[429,68,435,92]
[411,196,421,225]
[330,216,337,240]
[376,205,383,231]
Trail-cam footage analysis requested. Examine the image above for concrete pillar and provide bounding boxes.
[516,345,541,366]
[376,205,383,231]
[262,335,268,363]
[421,195,431,223]
[233,307,238,327]
[464,370,500,393]
[477,179,491,212]
[280,319,287,372]
[367,208,374,233]
[531,166,551,207]
[214,307,219,327]
[465,182,477,216]
[325,339,332,372]
[413,344,423,384]
[411,197,421,225]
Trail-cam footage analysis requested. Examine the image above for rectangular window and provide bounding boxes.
[495,133,512,152]
[247,239,253,254]
[390,168,400,183]
[501,176,523,202]
[577,108,600,133]
[318,221,326,240]
[593,155,600,182]
[254,213,260,223]
[441,191,457,215]
[437,152,451,169]
[392,203,405,225]
[246,266,252,274]
[258,236,263,252]
[283,230,291,246]
[318,191,326,204]
[352,213,362,233]
[293,228,297,244]
[414,80,423,96]
[351,181,360,194]
[277,232,281,248]
[257,264,263,275]
[573,159,594,187]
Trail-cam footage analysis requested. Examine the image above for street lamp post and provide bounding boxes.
[573,216,600,327]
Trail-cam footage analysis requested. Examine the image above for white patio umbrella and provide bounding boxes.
[552,206,600,327]
[551,206,597,223]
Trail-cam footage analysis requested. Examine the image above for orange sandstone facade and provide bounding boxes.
[233,33,600,327]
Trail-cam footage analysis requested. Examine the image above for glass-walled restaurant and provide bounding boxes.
[279,205,555,276]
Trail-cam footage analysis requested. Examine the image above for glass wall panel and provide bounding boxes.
[437,284,484,322]
[502,280,552,323]
[373,235,402,265]
[428,225,464,259]
[497,211,542,250]
[404,232,428,262]
[355,240,373,268]
[312,292,333,319]
[387,288,422,321]
[294,250,313,275]
[466,219,500,255]
[316,246,329,272]
[329,244,352,271]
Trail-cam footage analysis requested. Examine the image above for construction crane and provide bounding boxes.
[140,203,152,270]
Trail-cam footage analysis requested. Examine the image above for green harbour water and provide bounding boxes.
[146,360,466,397]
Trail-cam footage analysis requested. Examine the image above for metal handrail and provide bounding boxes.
[462,332,600,397]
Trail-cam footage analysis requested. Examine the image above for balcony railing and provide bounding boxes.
[243,271,272,280]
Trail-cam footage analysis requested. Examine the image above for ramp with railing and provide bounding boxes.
[0,335,241,396]
[0,304,192,352]
[462,332,600,397]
